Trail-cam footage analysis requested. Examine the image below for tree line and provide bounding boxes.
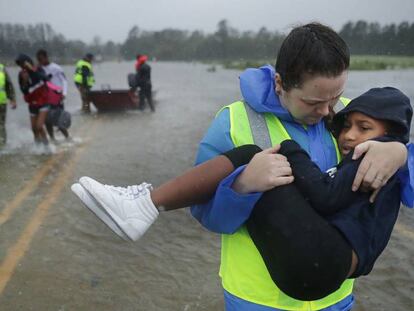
[0,20,413,64]
[0,23,119,63]
[339,21,414,55]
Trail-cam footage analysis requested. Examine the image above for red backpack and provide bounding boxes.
[24,81,63,107]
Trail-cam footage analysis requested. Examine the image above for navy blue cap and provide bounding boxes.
[332,87,412,143]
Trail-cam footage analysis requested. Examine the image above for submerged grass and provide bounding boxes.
[221,55,414,71]
[350,55,414,70]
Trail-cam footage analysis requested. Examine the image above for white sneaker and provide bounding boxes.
[71,183,130,241]
[79,176,159,241]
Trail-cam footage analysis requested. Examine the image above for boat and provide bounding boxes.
[88,73,156,112]
[88,89,140,112]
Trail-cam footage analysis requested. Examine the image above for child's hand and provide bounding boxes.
[232,145,294,194]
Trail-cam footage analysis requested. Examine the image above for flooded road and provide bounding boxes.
[0,62,413,310]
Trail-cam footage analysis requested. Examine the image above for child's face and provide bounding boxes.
[338,112,388,156]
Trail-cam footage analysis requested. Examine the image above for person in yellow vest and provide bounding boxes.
[74,53,95,113]
[184,23,408,311]
[73,86,412,306]
[71,23,412,311]
[0,63,17,148]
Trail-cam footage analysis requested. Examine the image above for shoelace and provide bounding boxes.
[104,183,153,199]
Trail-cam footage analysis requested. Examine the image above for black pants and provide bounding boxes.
[139,84,154,112]
[223,144,352,301]
[0,105,6,147]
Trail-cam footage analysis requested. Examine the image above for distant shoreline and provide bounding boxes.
[3,56,414,71]
[220,55,414,71]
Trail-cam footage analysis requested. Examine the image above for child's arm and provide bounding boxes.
[280,140,365,215]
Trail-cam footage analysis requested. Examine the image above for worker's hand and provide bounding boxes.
[232,145,294,194]
[352,140,407,202]
[10,100,16,109]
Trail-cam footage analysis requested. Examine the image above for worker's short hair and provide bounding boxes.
[275,23,349,92]
[85,53,94,60]
[36,49,48,58]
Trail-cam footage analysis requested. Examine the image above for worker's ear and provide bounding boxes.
[275,73,283,95]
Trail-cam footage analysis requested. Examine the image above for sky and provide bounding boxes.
[0,0,413,43]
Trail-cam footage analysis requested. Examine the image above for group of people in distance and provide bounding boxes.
[11,50,71,151]
[1,49,155,151]
[71,23,413,311]
[1,50,100,152]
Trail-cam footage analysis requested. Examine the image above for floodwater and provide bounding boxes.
[0,61,413,311]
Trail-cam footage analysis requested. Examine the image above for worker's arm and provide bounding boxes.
[56,66,68,96]
[190,108,262,234]
[18,71,29,94]
[4,70,16,103]
[81,66,90,87]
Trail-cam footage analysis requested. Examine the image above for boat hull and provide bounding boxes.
[89,89,139,112]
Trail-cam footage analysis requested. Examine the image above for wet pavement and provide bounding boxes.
[0,62,413,310]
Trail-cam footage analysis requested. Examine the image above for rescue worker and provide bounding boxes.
[135,54,154,112]
[36,49,71,141]
[73,87,412,302]
[74,53,94,113]
[0,63,17,148]
[189,23,410,311]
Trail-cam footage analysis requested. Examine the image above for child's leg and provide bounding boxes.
[244,140,357,300]
[35,110,49,145]
[46,123,55,141]
[151,144,262,210]
[246,180,354,301]
[30,115,39,142]
[150,155,234,210]
[73,145,262,241]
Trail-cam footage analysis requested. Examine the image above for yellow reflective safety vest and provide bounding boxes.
[219,98,353,310]
[0,64,7,105]
[73,59,95,87]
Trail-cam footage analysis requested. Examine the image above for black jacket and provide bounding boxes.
[136,63,151,87]
[18,67,48,95]
[280,139,401,276]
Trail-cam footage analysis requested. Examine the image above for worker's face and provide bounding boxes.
[37,54,48,66]
[275,71,347,125]
[337,112,388,156]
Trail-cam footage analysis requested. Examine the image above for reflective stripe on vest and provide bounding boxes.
[334,97,352,113]
[219,100,354,310]
[330,97,352,162]
[73,60,95,87]
[0,64,7,104]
